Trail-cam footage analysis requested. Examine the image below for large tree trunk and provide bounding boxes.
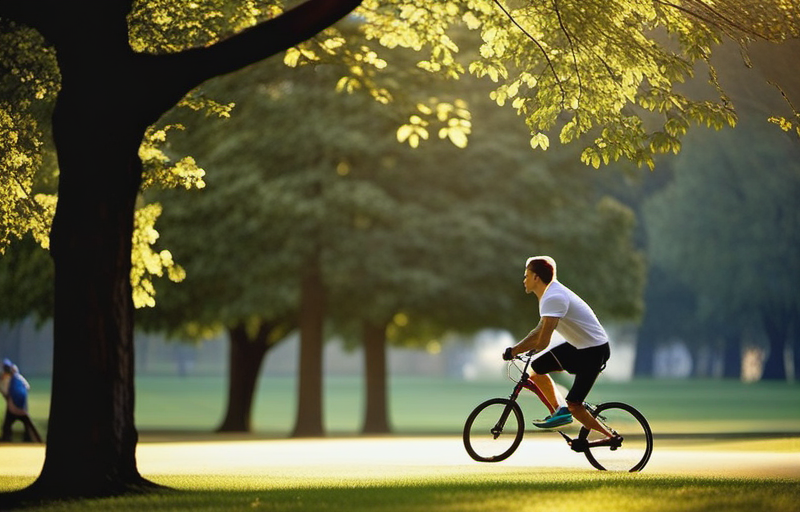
[721,333,742,379]
[216,323,271,433]
[291,260,326,437]
[31,66,155,497]
[632,336,655,377]
[792,312,799,381]
[361,320,390,434]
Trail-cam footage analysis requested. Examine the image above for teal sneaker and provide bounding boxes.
[532,406,573,428]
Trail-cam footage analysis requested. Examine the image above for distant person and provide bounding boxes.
[502,256,616,443]
[1,358,43,443]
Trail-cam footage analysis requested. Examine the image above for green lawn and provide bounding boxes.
[4,376,800,511]
[22,375,800,437]
[2,472,799,512]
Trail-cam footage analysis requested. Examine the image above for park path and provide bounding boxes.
[4,436,799,481]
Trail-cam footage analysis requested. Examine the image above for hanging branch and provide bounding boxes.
[652,0,772,41]
[552,0,582,117]
[491,0,567,107]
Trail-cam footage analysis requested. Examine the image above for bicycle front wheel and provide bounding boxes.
[579,401,653,472]
[463,398,524,462]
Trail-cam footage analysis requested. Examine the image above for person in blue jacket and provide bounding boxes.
[1,358,42,443]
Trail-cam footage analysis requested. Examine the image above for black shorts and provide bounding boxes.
[530,342,610,404]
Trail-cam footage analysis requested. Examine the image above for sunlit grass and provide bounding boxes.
[21,376,800,439]
[7,376,798,511]
[2,471,799,512]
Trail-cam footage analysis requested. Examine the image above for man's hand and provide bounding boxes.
[502,347,514,360]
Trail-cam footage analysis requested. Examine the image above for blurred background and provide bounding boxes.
[1,31,798,438]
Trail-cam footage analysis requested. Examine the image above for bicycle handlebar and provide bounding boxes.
[513,349,538,360]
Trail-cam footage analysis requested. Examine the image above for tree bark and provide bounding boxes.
[761,308,788,380]
[216,323,271,433]
[361,320,391,434]
[25,31,155,498]
[792,311,799,381]
[632,336,654,377]
[721,333,742,379]
[291,259,326,437]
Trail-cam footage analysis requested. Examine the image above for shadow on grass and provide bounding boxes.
[2,472,799,511]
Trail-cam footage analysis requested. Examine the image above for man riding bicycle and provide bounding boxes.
[503,256,614,440]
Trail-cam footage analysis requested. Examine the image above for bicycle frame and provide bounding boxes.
[506,352,618,450]
[465,351,653,471]
[507,351,555,414]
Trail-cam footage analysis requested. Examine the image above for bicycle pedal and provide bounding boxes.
[569,438,588,453]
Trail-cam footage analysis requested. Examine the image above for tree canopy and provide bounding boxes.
[138,49,644,433]
[3,0,799,261]
[644,111,800,379]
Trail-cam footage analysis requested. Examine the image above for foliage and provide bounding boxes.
[0,18,224,312]
[287,0,798,171]
[3,0,799,315]
[127,0,284,54]
[141,44,643,349]
[0,234,53,322]
[0,20,58,253]
[643,114,800,339]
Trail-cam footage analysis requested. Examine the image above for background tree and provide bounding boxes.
[146,41,644,436]
[644,110,800,380]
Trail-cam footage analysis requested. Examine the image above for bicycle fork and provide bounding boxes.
[490,373,531,439]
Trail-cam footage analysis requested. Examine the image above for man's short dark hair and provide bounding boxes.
[527,257,555,284]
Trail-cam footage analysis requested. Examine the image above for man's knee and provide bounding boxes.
[566,401,585,414]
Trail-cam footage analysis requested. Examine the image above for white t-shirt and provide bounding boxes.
[539,280,609,349]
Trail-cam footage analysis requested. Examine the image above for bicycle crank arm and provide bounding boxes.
[568,435,624,453]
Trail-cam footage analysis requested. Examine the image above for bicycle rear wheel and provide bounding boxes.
[579,402,653,472]
[463,398,524,462]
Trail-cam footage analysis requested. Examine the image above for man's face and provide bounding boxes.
[523,269,537,294]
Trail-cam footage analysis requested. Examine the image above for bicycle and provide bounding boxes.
[463,350,653,472]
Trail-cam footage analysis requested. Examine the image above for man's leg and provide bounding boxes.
[567,401,613,438]
[566,356,613,438]
[530,372,566,412]
[1,409,14,441]
[21,415,42,443]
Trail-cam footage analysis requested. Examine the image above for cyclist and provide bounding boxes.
[503,256,614,440]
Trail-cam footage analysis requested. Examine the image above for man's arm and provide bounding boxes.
[510,316,560,356]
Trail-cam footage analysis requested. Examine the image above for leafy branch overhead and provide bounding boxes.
[285,0,797,168]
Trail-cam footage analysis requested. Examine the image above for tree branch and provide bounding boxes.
[491,0,567,107]
[652,0,771,41]
[145,0,363,107]
[552,0,581,110]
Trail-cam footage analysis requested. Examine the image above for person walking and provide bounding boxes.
[1,358,43,443]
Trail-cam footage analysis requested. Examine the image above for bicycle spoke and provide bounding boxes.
[581,402,653,472]
[463,398,524,462]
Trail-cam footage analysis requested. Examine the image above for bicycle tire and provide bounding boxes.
[463,397,524,462]
[579,401,653,472]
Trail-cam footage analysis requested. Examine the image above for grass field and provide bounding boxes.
[3,376,799,511]
[22,374,800,437]
[2,470,799,511]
